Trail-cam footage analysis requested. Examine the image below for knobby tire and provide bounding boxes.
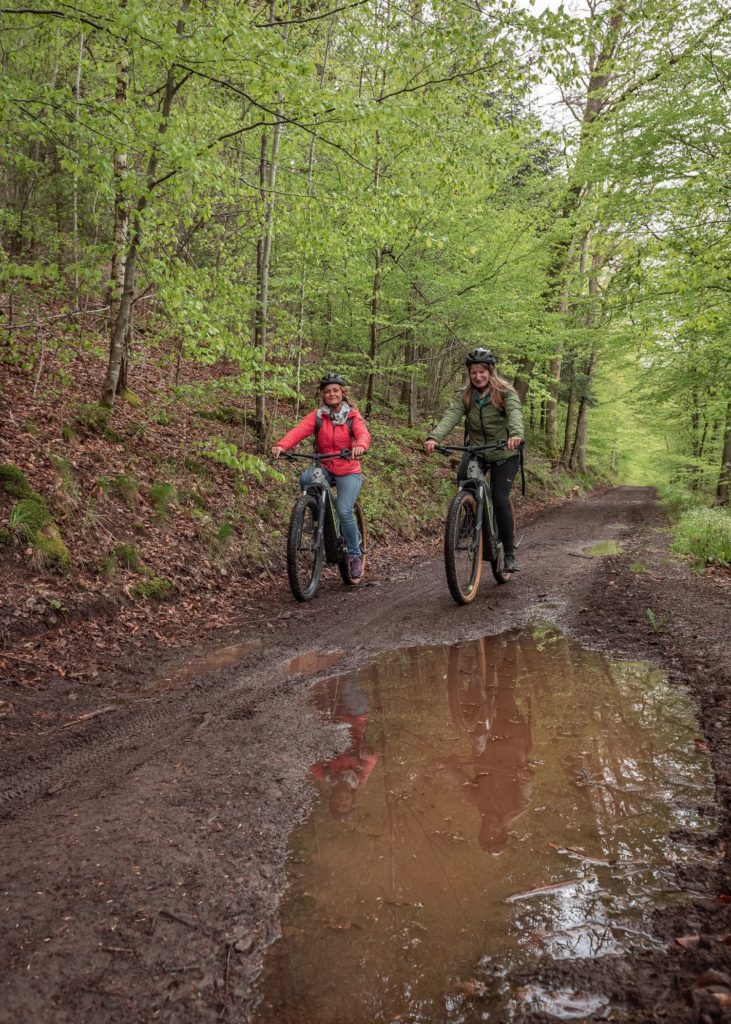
[444,491,482,604]
[287,494,324,601]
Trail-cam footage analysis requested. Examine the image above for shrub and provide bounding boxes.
[0,527,12,546]
[73,403,110,435]
[113,542,142,571]
[112,473,139,507]
[133,575,173,600]
[0,464,34,499]
[672,507,731,570]
[149,482,177,522]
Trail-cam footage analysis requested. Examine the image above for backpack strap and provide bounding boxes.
[314,411,355,451]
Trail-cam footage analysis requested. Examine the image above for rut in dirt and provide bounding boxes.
[5,486,721,1024]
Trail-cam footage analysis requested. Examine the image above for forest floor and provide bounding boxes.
[1,485,730,1023]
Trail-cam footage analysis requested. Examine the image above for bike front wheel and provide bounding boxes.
[287,494,324,601]
[338,501,367,586]
[444,491,483,604]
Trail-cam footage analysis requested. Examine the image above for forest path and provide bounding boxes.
[2,486,729,1024]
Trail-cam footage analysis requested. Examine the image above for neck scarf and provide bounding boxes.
[319,401,351,426]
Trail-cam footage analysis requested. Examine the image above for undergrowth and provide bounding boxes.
[672,506,731,570]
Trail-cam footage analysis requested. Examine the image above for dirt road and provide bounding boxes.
[2,487,730,1023]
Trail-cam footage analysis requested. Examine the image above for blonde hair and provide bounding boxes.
[462,365,515,412]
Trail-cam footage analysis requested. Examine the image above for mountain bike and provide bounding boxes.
[436,441,512,605]
[282,451,367,602]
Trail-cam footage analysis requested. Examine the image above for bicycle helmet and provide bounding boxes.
[464,348,497,368]
[465,348,497,367]
[319,372,347,388]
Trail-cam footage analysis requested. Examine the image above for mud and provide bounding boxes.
[253,631,715,1024]
[1,487,730,1023]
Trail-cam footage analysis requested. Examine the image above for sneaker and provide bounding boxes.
[504,552,519,572]
[349,556,363,580]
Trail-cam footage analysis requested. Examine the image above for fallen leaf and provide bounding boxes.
[675,934,700,949]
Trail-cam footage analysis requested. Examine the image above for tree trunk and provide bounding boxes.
[717,401,731,505]
[293,17,333,419]
[107,50,130,333]
[364,133,382,419]
[512,356,533,404]
[568,350,595,472]
[560,384,576,468]
[101,0,190,408]
[568,254,601,472]
[253,1,287,439]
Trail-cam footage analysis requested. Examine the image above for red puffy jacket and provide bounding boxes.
[275,407,371,476]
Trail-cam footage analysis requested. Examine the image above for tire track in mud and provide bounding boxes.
[0,488,646,823]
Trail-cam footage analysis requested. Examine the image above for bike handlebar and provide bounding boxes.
[280,449,361,462]
[435,441,510,455]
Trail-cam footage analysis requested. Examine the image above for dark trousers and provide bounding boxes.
[459,453,519,555]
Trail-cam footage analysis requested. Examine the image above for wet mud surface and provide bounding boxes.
[1,487,730,1023]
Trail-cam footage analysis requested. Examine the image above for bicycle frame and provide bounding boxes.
[283,450,352,564]
[441,443,506,562]
[302,465,345,564]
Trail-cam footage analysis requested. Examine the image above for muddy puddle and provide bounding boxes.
[253,627,716,1023]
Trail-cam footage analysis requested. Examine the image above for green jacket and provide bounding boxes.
[428,389,524,463]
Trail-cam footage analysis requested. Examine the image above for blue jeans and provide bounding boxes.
[300,468,363,557]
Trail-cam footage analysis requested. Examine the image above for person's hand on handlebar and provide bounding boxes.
[271,445,285,458]
[507,436,522,451]
[423,439,438,453]
[351,445,365,458]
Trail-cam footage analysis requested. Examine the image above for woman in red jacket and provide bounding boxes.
[272,373,371,579]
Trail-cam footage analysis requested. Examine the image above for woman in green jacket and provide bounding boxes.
[424,348,524,572]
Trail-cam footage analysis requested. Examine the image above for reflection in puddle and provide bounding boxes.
[514,984,610,1020]
[254,628,715,1023]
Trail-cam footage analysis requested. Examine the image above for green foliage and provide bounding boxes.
[0,527,12,546]
[196,406,248,426]
[201,437,281,483]
[133,575,173,600]
[646,607,670,634]
[586,540,622,557]
[34,523,72,570]
[672,507,731,570]
[113,542,142,571]
[112,474,140,507]
[9,496,52,540]
[9,496,71,569]
[0,464,34,499]
[49,454,79,499]
[148,482,177,522]
[119,388,143,408]
[73,404,110,436]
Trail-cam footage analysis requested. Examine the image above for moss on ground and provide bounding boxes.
[0,464,35,499]
[133,575,173,600]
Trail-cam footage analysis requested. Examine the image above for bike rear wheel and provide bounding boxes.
[444,491,482,604]
[287,494,324,601]
[338,501,367,586]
